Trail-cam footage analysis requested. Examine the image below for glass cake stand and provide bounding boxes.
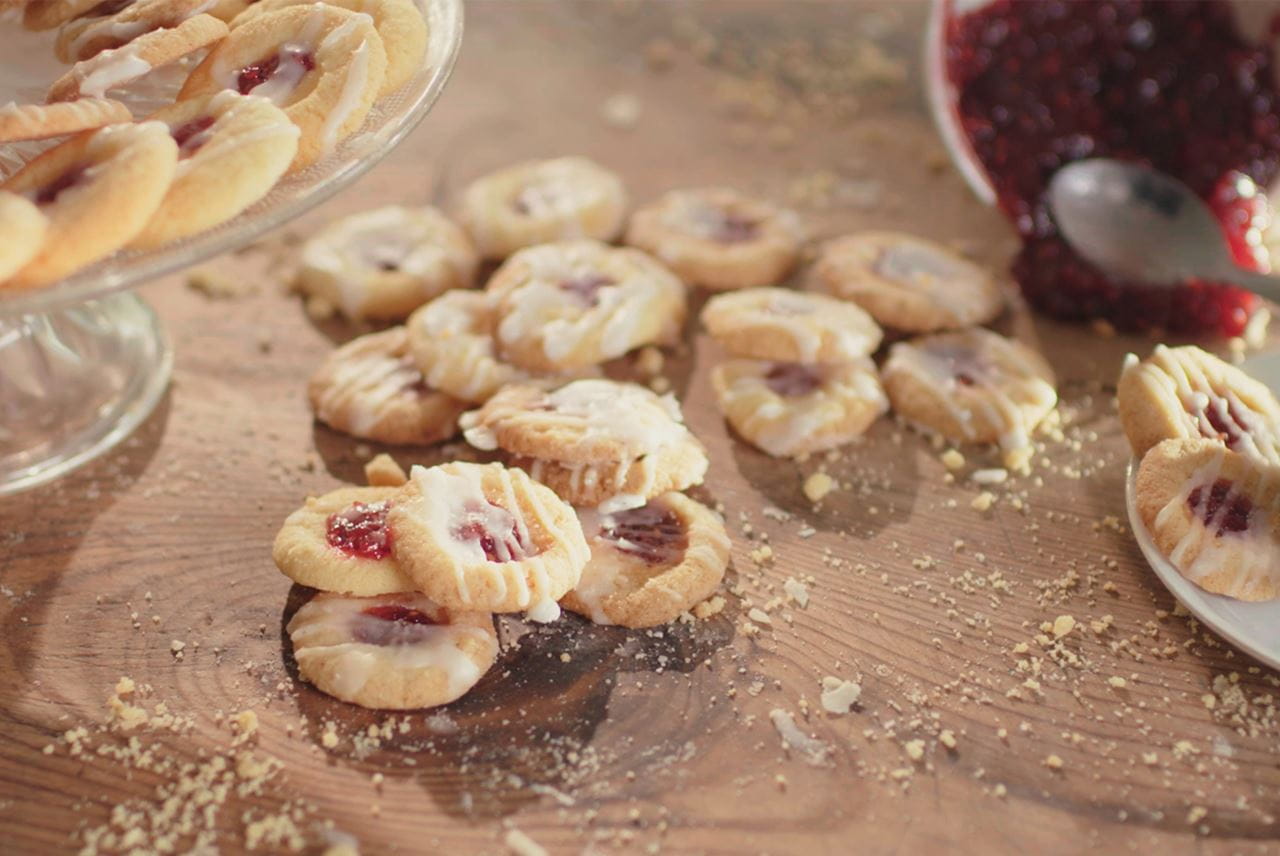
[0,0,463,495]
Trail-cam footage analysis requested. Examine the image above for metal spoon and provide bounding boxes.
[1047,158,1280,303]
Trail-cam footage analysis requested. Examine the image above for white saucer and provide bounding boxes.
[1124,351,1280,671]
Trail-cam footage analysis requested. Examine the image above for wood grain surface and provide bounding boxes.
[4,2,1280,854]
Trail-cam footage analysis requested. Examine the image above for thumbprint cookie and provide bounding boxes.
[700,287,883,363]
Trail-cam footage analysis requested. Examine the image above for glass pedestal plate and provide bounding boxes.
[0,0,462,495]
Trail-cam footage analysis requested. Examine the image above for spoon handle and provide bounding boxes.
[1221,268,1280,304]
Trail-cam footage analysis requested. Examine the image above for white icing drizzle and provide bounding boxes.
[172,91,299,178]
[315,15,372,153]
[74,43,151,98]
[289,593,493,701]
[315,339,421,435]
[411,290,526,401]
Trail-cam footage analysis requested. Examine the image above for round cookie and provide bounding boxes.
[406,289,529,403]
[700,287,882,363]
[0,193,48,284]
[710,358,888,458]
[562,492,730,628]
[458,156,628,260]
[486,240,687,372]
[387,462,590,620]
[0,98,132,143]
[272,485,416,596]
[1136,438,1280,602]
[624,186,802,291]
[47,13,229,101]
[1118,344,1280,466]
[230,0,426,95]
[881,328,1057,470]
[130,91,299,249]
[461,379,710,508]
[55,0,215,62]
[179,4,388,171]
[288,591,499,710]
[25,0,120,31]
[308,326,466,446]
[808,232,1004,333]
[297,205,478,322]
[1,121,177,290]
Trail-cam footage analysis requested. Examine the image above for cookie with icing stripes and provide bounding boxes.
[55,0,215,62]
[809,231,1004,333]
[1136,438,1280,602]
[711,358,887,458]
[562,492,730,628]
[458,156,628,260]
[700,287,882,363]
[288,591,498,709]
[179,4,387,170]
[0,98,132,143]
[1119,344,1280,466]
[387,462,590,620]
[308,326,466,446]
[625,186,803,291]
[881,327,1057,470]
[406,289,529,403]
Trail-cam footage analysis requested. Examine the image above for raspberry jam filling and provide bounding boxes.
[171,116,216,157]
[765,363,823,397]
[600,503,688,566]
[352,603,438,646]
[945,0,1277,335]
[453,500,531,563]
[326,501,392,560]
[35,166,87,206]
[559,273,614,307]
[710,212,759,243]
[1187,478,1253,533]
[1199,395,1248,449]
[237,48,315,97]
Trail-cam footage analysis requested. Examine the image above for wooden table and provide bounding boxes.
[4,2,1279,853]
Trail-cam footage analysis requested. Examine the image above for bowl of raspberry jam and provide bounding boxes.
[926,0,1280,337]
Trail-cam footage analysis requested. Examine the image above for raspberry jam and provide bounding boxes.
[945,0,1278,335]
[35,167,87,206]
[1187,478,1253,533]
[352,604,437,646]
[559,274,614,307]
[764,363,823,397]
[712,213,759,243]
[326,501,392,560]
[600,503,688,565]
[237,49,315,96]
[1201,395,1247,448]
[453,501,530,562]
[171,116,216,157]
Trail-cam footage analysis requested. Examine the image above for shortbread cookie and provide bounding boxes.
[1136,439,1280,601]
[273,485,416,596]
[387,462,590,619]
[461,379,709,507]
[288,591,499,709]
[562,492,730,628]
[179,4,387,170]
[406,290,529,403]
[625,187,802,291]
[48,13,229,101]
[808,232,1003,333]
[55,0,215,62]
[130,91,298,249]
[1,122,177,290]
[1118,345,1280,465]
[308,327,466,446]
[711,358,888,457]
[297,206,478,321]
[700,287,882,363]
[486,240,687,372]
[0,193,48,284]
[459,157,628,260]
[25,0,118,31]
[230,0,426,95]
[881,328,1057,469]
[0,98,132,143]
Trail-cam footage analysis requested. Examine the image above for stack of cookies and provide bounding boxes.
[0,0,429,290]
[1120,345,1280,601]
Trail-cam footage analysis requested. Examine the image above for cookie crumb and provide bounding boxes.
[1043,754,1064,770]
[820,677,861,713]
[504,828,548,856]
[783,577,810,608]
[803,471,835,503]
[364,454,408,487]
[601,92,642,129]
[940,448,965,471]
[970,491,995,512]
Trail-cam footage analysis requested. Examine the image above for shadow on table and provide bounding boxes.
[277,577,738,821]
